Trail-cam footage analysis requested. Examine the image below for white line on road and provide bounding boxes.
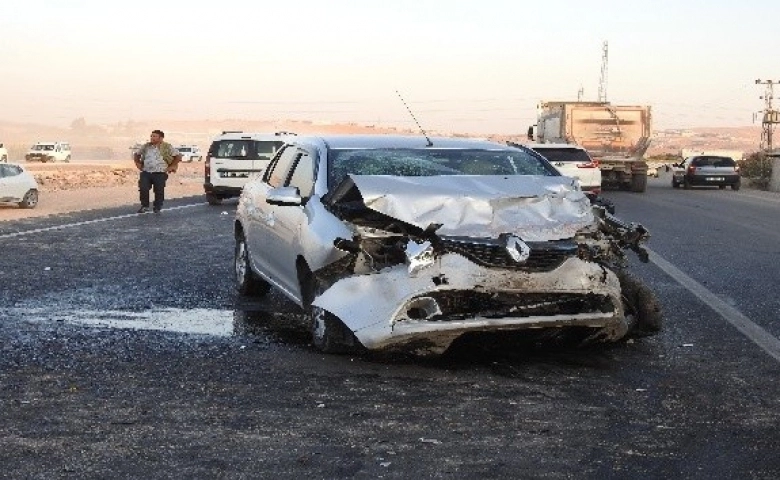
[0,203,206,240]
[648,247,780,363]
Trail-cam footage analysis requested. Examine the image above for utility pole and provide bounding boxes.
[755,79,780,191]
[598,41,609,103]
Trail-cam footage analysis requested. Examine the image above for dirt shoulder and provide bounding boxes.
[0,162,205,222]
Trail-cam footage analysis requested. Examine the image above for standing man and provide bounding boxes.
[133,130,182,214]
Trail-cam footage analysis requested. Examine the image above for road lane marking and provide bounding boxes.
[648,247,780,363]
[0,203,206,239]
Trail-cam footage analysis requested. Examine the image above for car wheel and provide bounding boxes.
[671,178,679,188]
[731,181,741,191]
[18,189,39,209]
[630,173,647,192]
[1,155,6,162]
[618,271,662,338]
[65,155,71,163]
[719,185,726,190]
[234,232,271,297]
[309,279,364,354]
[683,177,691,189]
[206,193,222,206]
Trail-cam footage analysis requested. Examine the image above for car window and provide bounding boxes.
[179,147,191,153]
[532,148,592,163]
[267,147,301,188]
[327,148,556,189]
[211,140,250,159]
[254,141,284,160]
[691,156,735,167]
[286,153,314,198]
[0,164,21,178]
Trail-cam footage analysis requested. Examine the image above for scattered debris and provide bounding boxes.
[419,438,442,445]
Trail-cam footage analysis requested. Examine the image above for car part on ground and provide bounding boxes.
[234,135,661,356]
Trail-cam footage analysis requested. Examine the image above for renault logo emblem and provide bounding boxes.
[505,236,531,263]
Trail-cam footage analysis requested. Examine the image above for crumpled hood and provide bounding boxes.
[327,175,594,241]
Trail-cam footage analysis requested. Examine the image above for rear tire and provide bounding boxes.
[206,193,222,206]
[234,232,271,297]
[731,181,741,191]
[19,189,39,209]
[630,173,647,192]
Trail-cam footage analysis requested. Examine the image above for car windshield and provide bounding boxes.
[328,148,557,188]
[33,145,55,151]
[532,148,592,164]
[692,156,735,167]
[178,147,191,153]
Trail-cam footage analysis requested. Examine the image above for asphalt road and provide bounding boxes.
[1,176,778,479]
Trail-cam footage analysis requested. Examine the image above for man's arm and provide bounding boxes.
[133,152,143,171]
[167,154,182,173]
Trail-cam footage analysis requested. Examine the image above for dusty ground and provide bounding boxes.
[0,161,205,221]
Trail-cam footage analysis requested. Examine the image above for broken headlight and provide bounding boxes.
[405,240,435,276]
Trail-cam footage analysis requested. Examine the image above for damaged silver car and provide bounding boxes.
[234,135,661,355]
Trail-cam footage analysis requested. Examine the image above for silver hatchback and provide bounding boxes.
[672,156,741,190]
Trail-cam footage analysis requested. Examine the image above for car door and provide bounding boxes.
[210,139,256,190]
[263,148,317,299]
[246,145,301,295]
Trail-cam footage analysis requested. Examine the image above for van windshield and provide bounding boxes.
[33,145,55,151]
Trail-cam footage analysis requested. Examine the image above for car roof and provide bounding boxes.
[524,143,587,151]
[291,135,516,150]
[213,132,294,141]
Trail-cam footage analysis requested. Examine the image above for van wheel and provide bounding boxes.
[206,193,222,206]
[65,156,71,163]
[234,232,270,297]
[19,189,39,209]
[1,155,6,162]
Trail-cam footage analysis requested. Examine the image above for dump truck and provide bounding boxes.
[529,101,652,192]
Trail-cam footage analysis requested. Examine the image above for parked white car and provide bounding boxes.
[234,135,660,355]
[177,145,203,162]
[0,142,8,162]
[524,143,602,194]
[25,141,71,163]
[0,163,39,208]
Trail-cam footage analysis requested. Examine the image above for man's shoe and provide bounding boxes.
[137,206,149,214]
[153,207,161,214]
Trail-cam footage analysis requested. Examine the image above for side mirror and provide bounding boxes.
[266,186,303,206]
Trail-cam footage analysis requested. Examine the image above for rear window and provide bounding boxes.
[210,140,251,159]
[691,156,735,167]
[531,148,592,164]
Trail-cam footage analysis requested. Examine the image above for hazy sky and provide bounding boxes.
[1,0,778,134]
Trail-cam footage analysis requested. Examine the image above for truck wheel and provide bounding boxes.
[206,193,222,206]
[18,189,39,209]
[630,173,647,192]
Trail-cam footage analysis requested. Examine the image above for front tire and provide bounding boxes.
[683,177,691,190]
[618,272,662,338]
[206,193,222,206]
[308,279,364,354]
[671,178,680,188]
[19,189,39,209]
[234,232,270,297]
[731,181,741,191]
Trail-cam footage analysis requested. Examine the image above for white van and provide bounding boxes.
[204,131,294,205]
[177,145,203,162]
[25,141,72,163]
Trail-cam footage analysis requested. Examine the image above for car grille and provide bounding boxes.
[439,237,578,272]
[413,291,614,321]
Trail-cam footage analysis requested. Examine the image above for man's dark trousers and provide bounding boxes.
[139,171,168,210]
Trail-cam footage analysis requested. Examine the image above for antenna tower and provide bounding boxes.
[755,79,780,152]
[598,41,609,103]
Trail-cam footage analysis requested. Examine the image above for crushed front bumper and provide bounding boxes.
[313,253,626,354]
